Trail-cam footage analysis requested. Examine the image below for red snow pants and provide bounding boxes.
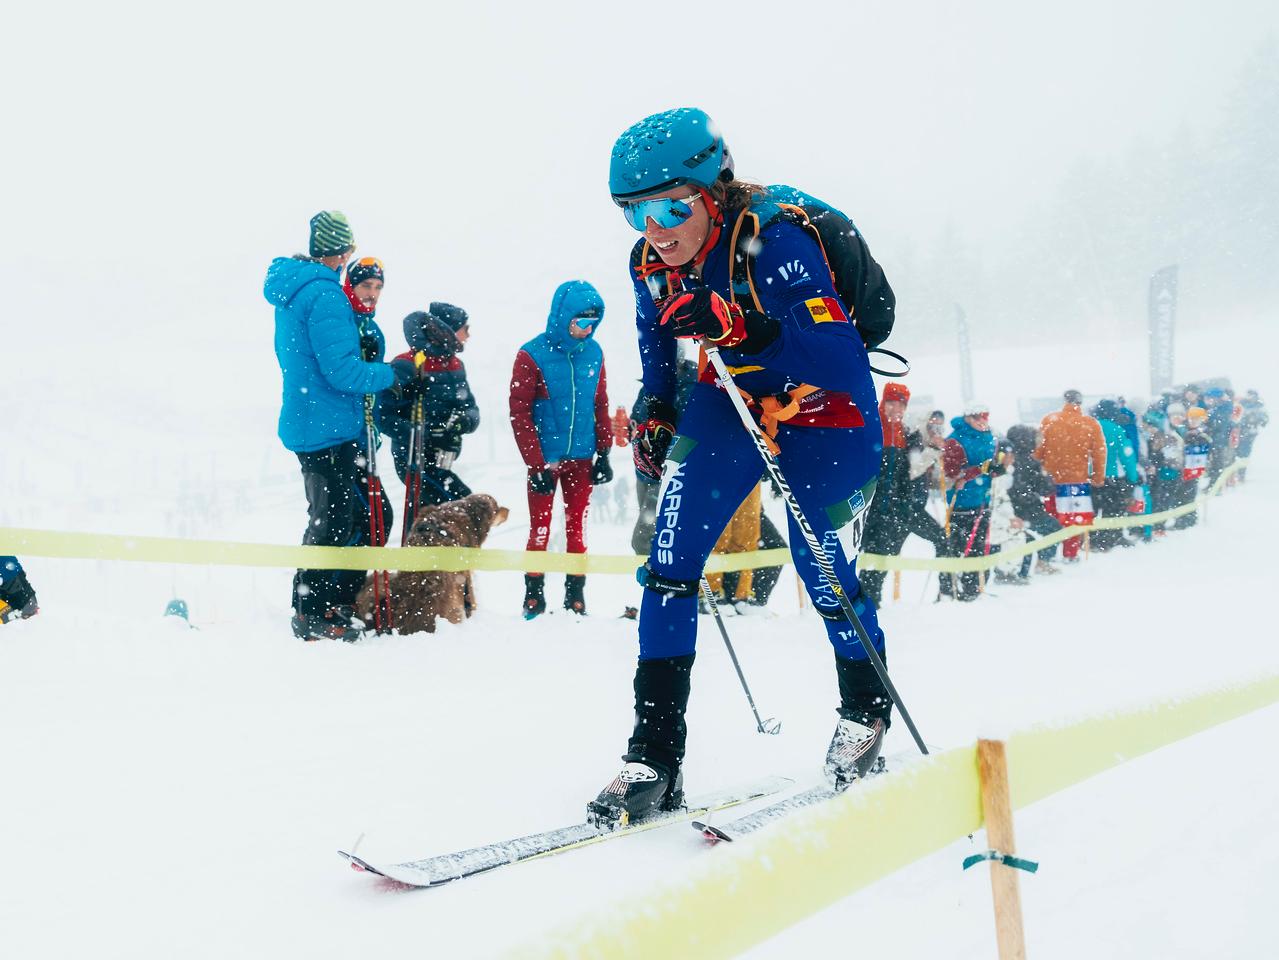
[526,459,593,559]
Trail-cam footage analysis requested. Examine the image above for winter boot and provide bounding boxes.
[1034,558,1061,575]
[522,574,547,620]
[0,570,38,623]
[825,654,892,789]
[563,574,586,615]
[291,605,364,642]
[587,654,694,826]
[992,569,1029,586]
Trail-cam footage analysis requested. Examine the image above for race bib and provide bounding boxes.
[825,481,876,564]
[1055,483,1094,515]
[1184,445,1208,480]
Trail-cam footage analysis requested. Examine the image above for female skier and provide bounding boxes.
[589,108,897,824]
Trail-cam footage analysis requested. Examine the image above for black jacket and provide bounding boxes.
[1006,424,1054,518]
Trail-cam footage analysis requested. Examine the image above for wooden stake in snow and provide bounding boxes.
[977,738,1028,960]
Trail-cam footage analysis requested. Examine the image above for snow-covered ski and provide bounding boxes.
[339,775,791,888]
[693,756,892,843]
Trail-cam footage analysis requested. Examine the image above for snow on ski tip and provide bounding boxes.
[339,775,792,888]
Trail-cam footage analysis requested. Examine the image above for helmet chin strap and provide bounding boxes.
[684,187,723,270]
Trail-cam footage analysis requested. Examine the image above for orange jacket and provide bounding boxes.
[1034,404,1107,486]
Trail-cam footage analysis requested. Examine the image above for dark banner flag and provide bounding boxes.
[1148,265,1178,396]
[955,304,974,404]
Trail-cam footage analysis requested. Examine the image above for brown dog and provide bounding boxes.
[355,493,509,635]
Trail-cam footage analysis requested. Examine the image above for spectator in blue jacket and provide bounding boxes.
[263,212,410,642]
[0,556,38,624]
[941,402,1003,600]
[509,280,614,619]
[1092,399,1140,550]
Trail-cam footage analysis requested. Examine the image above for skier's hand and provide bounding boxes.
[633,418,675,483]
[528,468,556,495]
[658,288,747,346]
[591,454,614,485]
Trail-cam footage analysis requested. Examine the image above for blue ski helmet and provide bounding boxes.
[609,107,734,202]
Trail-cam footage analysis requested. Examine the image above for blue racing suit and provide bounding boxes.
[632,194,886,665]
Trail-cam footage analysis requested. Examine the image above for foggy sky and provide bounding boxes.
[4,0,1275,394]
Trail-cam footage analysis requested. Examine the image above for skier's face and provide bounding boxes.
[352,278,383,310]
[639,188,712,266]
[882,399,906,423]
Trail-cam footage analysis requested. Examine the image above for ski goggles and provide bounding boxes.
[619,192,703,231]
[572,307,601,330]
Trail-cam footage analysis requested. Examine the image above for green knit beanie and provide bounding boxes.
[309,210,355,258]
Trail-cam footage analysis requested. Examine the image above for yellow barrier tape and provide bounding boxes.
[505,669,1279,960]
[0,459,1246,575]
[1009,670,1279,809]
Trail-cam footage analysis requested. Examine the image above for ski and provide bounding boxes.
[339,775,791,888]
[693,756,895,843]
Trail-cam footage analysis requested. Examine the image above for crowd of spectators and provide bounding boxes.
[857,382,1267,604]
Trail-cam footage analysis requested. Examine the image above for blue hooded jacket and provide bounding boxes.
[264,257,394,453]
[946,416,997,509]
[515,281,606,463]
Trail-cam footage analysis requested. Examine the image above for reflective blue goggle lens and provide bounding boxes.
[621,194,700,231]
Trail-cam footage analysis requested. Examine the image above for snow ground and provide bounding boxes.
[2,429,1276,959]
[3,321,1277,958]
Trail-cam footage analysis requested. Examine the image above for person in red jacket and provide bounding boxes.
[509,281,613,618]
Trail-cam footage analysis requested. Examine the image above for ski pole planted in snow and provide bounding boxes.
[703,343,930,756]
[699,578,781,735]
[401,351,427,546]
[364,397,393,634]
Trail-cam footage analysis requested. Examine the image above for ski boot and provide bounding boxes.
[563,574,586,615]
[522,574,547,620]
[291,605,364,642]
[824,713,887,789]
[588,654,695,827]
[587,753,684,828]
[826,654,892,790]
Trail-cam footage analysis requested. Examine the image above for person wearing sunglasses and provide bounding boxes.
[264,212,414,642]
[508,281,614,619]
[588,108,896,826]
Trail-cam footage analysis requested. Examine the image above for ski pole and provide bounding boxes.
[700,578,781,735]
[703,343,929,756]
[401,352,427,546]
[940,467,957,599]
[364,399,392,634]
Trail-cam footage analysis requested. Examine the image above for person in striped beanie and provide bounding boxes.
[264,212,412,642]
[309,209,356,258]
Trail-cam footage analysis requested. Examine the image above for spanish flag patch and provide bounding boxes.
[793,296,848,326]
